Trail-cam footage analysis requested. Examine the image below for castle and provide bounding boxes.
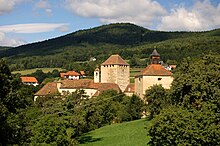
[34,49,173,100]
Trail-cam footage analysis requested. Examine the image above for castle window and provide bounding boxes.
[158,78,162,81]
[104,65,105,67]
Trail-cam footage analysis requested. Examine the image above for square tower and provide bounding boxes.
[101,54,130,92]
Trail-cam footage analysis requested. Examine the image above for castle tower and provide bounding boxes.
[101,54,130,92]
[135,49,173,99]
[94,66,100,83]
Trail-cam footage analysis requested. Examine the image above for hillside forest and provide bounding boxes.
[0,23,220,74]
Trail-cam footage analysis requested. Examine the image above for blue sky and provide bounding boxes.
[0,0,219,47]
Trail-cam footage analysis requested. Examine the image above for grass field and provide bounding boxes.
[78,119,150,146]
[12,68,64,75]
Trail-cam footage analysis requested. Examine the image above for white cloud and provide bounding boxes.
[0,23,70,33]
[0,32,26,47]
[34,0,53,16]
[0,0,26,15]
[158,0,220,31]
[65,0,167,28]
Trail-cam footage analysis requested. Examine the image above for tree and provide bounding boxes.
[144,85,169,117]
[0,59,34,145]
[126,95,145,120]
[147,104,220,146]
[170,54,220,109]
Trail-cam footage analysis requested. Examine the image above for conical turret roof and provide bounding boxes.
[150,49,160,57]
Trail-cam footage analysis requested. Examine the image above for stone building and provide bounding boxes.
[101,54,130,92]
[135,49,173,99]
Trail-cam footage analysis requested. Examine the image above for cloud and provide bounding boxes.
[158,0,220,31]
[34,0,52,16]
[0,23,70,33]
[65,0,167,28]
[0,0,26,15]
[0,32,26,47]
[65,0,220,31]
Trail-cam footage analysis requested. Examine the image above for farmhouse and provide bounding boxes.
[20,76,38,86]
[134,49,173,99]
[60,70,81,80]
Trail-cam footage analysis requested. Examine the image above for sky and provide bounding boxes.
[0,0,219,47]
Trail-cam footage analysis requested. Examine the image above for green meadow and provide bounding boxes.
[12,68,64,75]
[79,119,150,146]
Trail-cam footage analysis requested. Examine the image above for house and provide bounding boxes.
[34,79,121,101]
[135,49,173,99]
[20,76,38,86]
[60,70,81,80]
[100,54,130,92]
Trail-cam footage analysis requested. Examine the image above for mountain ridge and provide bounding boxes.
[1,23,219,58]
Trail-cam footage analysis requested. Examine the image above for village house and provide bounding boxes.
[20,76,39,86]
[60,70,81,80]
[134,49,173,99]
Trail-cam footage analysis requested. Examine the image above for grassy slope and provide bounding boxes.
[79,119,150,146]
[12,68,64,75]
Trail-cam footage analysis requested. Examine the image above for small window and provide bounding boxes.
[158,78,162,81]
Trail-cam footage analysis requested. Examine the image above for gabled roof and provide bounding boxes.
[136,64,172,76]
[21,77,38,83]
[97,83,121,93]
[102,54,129,66]
[60,79,121,93]
[124,83,135,93]
[60,79,98,89]
[66,71,81,76]
[35,82,58,96]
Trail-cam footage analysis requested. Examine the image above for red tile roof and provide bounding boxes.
[136,64,173,76]
[60,71,81,77]
[102,54,129,66]
[66,71,81,76]
[60,79,121,93]
[124,83,135,93]
[60,79,98,89]
[21,77,38,83]
[35,82,59,96]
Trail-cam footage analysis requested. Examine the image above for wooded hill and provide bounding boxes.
[1,23,219,71]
